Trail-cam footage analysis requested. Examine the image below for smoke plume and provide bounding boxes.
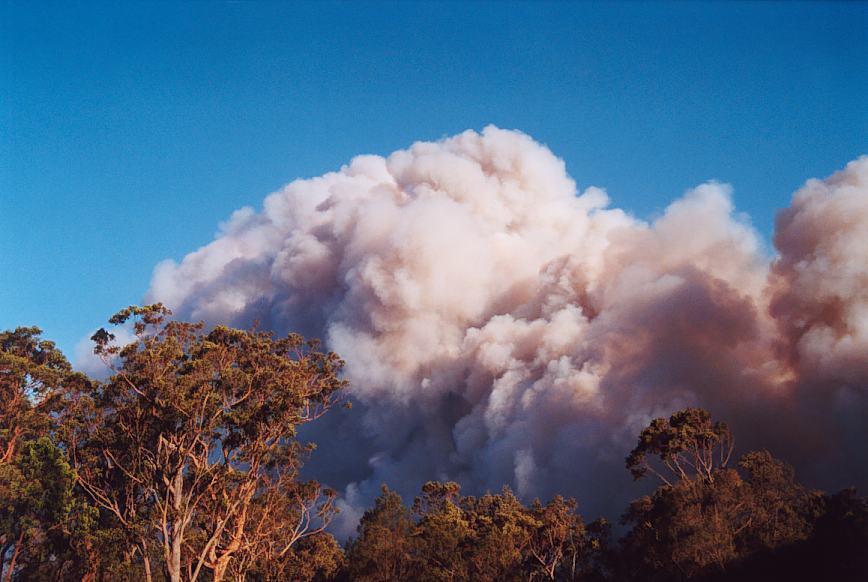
[146,127,868,533]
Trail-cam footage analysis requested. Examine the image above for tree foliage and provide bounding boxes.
[1,316,866,581]
[626,408,734,486]
[0,327,95,581]
[66,305,346,582]
[618,409,837,582]
[344,481,599,582]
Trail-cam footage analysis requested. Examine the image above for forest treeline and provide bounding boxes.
[1,306,866,581]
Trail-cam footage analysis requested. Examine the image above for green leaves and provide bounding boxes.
[618,409,826,581]
[1,322,865,581]
[17,438,75,523]
[626,407,734,485]
[346,482,595,582]
[106,303,172,328]
[66,305,347,581]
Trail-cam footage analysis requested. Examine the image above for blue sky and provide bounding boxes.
[1,1,866,356]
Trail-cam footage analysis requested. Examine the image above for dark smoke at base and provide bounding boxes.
[140,127,868,537]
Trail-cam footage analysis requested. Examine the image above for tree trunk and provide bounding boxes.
[141,538,154,582]
[2,532,24,582]
[212,557,230,582]
[167,469,185,582]
[1,428,21,463]
[169,525,183,582]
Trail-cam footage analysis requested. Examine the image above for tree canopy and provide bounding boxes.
[1,312,865,581]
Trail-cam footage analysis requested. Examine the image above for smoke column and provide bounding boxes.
[146,127,868,534]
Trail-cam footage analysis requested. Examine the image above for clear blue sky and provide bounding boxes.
[1,1,866,356]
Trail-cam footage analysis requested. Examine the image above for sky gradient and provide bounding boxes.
[2,0,867,356]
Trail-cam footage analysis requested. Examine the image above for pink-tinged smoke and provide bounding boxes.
[146,127,868,533]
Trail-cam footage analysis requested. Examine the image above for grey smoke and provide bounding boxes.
[144,127,868,535]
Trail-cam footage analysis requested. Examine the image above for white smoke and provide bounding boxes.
[146,127,868,533]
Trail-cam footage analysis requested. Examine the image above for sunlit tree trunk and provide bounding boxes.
[2,532,24,582]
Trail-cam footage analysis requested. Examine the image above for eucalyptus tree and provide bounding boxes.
[68,305,346,582]
[0,327,89,581]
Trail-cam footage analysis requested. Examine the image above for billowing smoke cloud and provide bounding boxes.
[146,127,868,534]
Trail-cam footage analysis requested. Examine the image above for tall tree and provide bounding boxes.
[527,496,585,581]
[461,487,536,581]
[344,481,602,582]
[344,486,415,582]
[0,437,76,581]
[620,408,815,581]
[411,481,474,582]
[67,305,346,582]
[625,408,734,487]
[736,450,813,553]
[0,327,71,463]
[0,327,90,581]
